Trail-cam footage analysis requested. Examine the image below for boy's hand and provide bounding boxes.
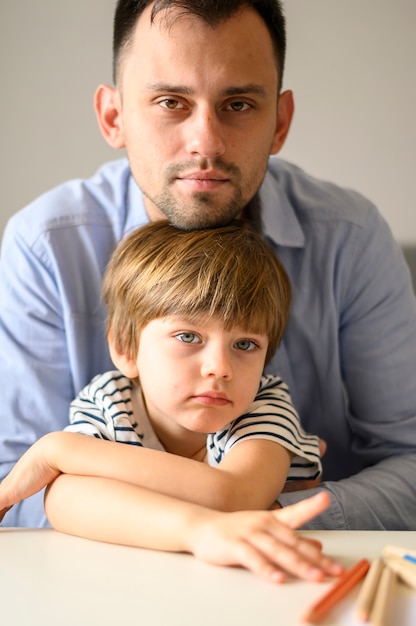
[186,492,344,583]
[0,433,61,522]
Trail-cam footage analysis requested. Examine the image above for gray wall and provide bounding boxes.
[281,0,416,244]
[1,1,415,242]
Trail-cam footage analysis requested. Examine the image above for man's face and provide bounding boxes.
[109,5,291,228]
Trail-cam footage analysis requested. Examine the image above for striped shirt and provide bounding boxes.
[66,370,322,481]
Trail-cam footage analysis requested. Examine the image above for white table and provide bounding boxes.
[1,528,416,625]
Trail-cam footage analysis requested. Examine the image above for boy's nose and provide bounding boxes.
[200,348,233,380]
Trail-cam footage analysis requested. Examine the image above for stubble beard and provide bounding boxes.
[149,188,246,230]
[143,159,251,230]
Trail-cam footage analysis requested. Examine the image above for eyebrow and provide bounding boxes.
[144,82,269,97]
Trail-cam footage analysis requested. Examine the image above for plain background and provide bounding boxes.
[0,0,415,242]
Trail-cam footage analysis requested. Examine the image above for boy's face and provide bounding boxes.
[125,315,268,451]
[97,5,293,229]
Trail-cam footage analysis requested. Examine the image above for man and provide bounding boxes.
[1,0,416,529]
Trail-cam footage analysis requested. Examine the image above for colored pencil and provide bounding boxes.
[385,555,416,591]
[302,558,370,623]
[354,557,385,622]
[383,544,416,562]
[369,565,396,626]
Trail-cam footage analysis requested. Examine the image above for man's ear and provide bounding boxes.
[270,89,294,155]
[108,330,139,379]
[94,84,126,149]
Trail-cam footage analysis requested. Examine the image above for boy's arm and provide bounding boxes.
[0,378,320,516]
[44,475,342,583]
[61,375,318,510]
[0,431,291,515]
[0,375,321,516]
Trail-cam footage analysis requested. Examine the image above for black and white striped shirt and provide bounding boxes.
[66,371,321,481]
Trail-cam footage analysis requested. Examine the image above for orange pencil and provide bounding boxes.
[302,558,371,623]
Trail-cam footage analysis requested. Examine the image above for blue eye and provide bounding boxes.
[235,339,256,351]
[175,332,200,344]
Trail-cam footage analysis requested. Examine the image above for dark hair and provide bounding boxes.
[113,0,286,88]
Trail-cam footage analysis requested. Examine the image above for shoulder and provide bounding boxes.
[256,374,290,399]
[77,370,133,405]
[265,157,378,228]
[262,158,394,274]
[69,371,138,442]
[3,159,132,248]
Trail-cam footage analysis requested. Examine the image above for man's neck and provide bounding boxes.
[240,193,262,232]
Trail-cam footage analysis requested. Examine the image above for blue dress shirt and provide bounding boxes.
[1,157,416,529]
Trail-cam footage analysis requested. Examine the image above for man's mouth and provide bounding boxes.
[177,170,230,191]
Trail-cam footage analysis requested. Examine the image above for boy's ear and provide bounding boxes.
[94,84,126,149]
[108,330,139,379]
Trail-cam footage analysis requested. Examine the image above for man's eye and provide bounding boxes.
[175,332,200,344]
[227,101,250,112]
[159,99,183,110]
[235,339,256,351]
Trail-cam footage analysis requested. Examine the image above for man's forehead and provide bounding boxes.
[136,2,264,37]
[131,4,275,61]
[117,4,279,88]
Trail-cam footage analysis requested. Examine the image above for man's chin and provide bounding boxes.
[168,213,240,231]
[161,198,244,230]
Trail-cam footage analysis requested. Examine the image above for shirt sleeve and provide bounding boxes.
[0,160,141,528]
[208,375,322,480]
[279,207,416,530]
[0,191,113,527]
[278,453,416,530]
[333,206,416,529]
[66,371,143,446]
[0,218,77,527]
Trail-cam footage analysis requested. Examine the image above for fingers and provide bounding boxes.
[275,491,330,528]
[303,537,323,549]
[0,479,14,522]
[242,517,344,582]
[0,505,12,523]
[225,538,287,584]
[223,493,342,583]
[240,531,324,583]
[190,503,344,585]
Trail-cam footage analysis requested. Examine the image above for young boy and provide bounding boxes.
[0,221,341,583]
[68,220,321,485]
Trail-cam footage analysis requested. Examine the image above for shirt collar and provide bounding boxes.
[259,169,305,248]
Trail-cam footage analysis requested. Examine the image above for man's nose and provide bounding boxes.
[184,107,226,159]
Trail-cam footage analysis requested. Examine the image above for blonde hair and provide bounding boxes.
[103,220,290,365]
